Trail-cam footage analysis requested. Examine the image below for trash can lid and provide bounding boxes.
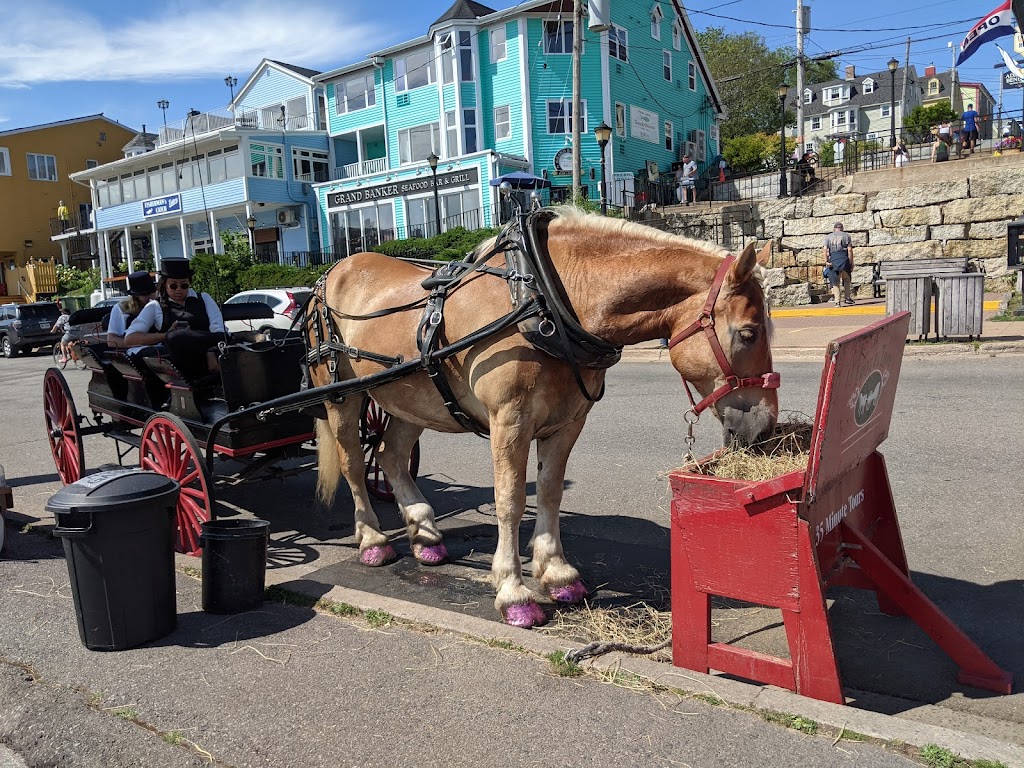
[46,469,180,515]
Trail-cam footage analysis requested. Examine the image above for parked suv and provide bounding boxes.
[0,302,63,357]
[223,289,312,334]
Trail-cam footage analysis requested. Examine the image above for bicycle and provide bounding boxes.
[52,339,87,370]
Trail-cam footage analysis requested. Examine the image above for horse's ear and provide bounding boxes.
[728,242,757,286]
[755,241,772,266]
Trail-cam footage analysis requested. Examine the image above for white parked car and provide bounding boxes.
[223,288,312,334]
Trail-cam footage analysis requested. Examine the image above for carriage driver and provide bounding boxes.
[124,258,226,378]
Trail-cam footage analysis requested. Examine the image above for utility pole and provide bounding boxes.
[900,37,911,130]
[795,0,806,158]
[572,0,583,201]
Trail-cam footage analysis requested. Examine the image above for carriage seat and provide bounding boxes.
[221,300,275,338]
[77,342,113,373]
[142,354,221,394]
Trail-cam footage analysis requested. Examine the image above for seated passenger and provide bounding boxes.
[107,271,157,350]
[124,258,225,380]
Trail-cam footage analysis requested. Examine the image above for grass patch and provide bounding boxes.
[111,706,138,721]
[546,651,584,677]
[20,523,49,537]
[364,609,392,628]
[691,692,724,707]
[263,585,317,609]
[918,745,1006,768]
[760,710,818,735]
[316,598,359,617]
[162,731,184,745]
[485,638,526,652]
[180,566,200,580]
[989,292,1022,322]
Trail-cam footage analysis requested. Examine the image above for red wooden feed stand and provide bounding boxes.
[668,313,1012,704]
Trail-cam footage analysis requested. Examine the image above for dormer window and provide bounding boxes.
[823,85,849,104]
[862,78,875,94]
[803,88,812,104]
[928,78,940,96]
[650,4,663,39]
[672,18,683,51]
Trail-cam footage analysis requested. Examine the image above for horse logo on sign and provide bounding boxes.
[849,369,890,426]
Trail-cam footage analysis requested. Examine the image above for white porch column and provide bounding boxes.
[151,221,160,271]
[100,231,112,299]
[209,211,222,254]
[59,240,68,267]
[357,128,365,168]
[123,227,134,273]
[179,218,188,258]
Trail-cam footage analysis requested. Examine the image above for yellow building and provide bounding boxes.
[0,115,136,298]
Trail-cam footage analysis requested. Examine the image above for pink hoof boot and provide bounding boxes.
[413,543,449,565]
[549,580,588,604]
[359,544,397,567]
[504,602,547,628]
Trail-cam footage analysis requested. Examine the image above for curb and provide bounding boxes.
[770,300,1003,319]
[268,572,1024,766]
[620,341,1024,363]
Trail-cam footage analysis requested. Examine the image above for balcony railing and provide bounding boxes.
[156,107,318,147]
[331,157,387,180]
[49,210,94,237]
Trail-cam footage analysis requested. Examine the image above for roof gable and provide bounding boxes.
[433,0,496,25]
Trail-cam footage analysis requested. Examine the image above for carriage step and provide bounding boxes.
[108,430,141,448]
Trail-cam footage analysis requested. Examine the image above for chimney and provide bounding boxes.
[925,65,936,77]
[844,65,856,81]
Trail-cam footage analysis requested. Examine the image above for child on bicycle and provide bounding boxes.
[50,307,80,364]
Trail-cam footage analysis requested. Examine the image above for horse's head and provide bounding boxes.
[668,241,778,447]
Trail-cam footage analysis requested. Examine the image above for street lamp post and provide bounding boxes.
[225,76,238,105]
[157,99,169,128]
[593,121,612,215]
[246,214,257,256]
[427,153,442,236]
[777,84,789,198]
[888,58,899,165]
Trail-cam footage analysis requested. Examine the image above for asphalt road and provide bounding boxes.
[0,351,1020,765]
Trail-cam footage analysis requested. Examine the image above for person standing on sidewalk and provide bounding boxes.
[961,104,979,153]
[822,222,854,306]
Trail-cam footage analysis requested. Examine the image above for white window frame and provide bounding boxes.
[650,3,663,39]
[490,25,507,63]
[249,142,284,179]
[445,111,458,157]
[395,49,435,92]
[803,88,812,104]
[458,30,474,83]
[546,99,587,134]
[615,103,625,137]
[0,147,9,176]
[494,105,511,141]
[928,79,939,95]
[687,61,696,91]
[85,159,98,169]
[398,122,440,165]
[463,108,478,153]
[543,20,574,54]
[292,148,330,182]
[26,152,57,182]
[810,116,821,130]
[672,18,683,51]
[664,121,673,152]
[880,103,891,118]
[866,132,877,141]
[609,24,628,62]
[663,51,672,81]
[336,72,376,114]
[440,34,456,85]
[863,78,875,94]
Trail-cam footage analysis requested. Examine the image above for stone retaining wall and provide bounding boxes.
[662,158,1024,304]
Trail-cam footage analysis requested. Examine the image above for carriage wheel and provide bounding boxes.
[140,413,214,557]
[43,368,85,485]
[360,398,421,502]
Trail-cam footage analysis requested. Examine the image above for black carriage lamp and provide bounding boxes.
[157,99,170,128]
[246,214,257,253]
[888,58,899,157]
[593,121,612,215]
[427,152,443,236]
[224,75,238,103]
[777,84,789,198]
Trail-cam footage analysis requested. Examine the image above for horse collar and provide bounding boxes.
[667,253,780,415]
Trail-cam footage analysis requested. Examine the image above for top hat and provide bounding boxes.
[128,270,156,296]
[159,258,193,280]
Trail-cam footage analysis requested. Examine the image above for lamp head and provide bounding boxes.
[427,152,439,171]
[246,215,257,230]
[888,58,899,73]
[777,84,789,102]
[593,121,612,147]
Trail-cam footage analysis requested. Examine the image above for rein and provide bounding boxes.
[667,253,780,422]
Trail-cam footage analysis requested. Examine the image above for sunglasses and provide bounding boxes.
[167,281,191,290]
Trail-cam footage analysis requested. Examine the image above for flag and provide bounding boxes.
[956,0,1015,66]
[995,43,1024,79]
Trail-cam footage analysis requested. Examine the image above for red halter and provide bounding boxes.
[667,253,780,415]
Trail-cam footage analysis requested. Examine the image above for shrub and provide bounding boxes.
[55,264,99,295]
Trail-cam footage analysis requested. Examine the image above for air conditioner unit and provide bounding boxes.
[682,141,697,161]
[689,129,707,162]
[277,208,299,227]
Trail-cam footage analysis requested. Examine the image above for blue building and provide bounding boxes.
[68,59,329,288]
[314,0,725,258]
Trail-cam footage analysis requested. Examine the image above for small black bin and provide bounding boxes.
[201,519,270,614]
[47,470,179,651]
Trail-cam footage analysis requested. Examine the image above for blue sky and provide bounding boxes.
[1,0,1019,135]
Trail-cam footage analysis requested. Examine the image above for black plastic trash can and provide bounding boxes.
[47,470,179,651]
[200,519,270,614]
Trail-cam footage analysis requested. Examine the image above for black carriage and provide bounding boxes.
[43,300,417,556]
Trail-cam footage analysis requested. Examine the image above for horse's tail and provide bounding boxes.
[315,408,342,506]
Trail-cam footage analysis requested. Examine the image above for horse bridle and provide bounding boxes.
[666,253,781,418]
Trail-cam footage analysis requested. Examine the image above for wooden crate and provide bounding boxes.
[885,276,932,339]
[936,273,985,339]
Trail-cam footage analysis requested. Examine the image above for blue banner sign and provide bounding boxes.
[143,194,181,217]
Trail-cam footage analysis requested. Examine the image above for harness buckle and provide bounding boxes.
[725,375,740,390]
[538,318,556,337]
[698,311,715,329]
[429,310,442,326]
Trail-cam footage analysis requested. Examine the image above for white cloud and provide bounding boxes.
[0,1,393,86]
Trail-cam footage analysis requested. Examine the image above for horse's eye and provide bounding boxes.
[737,328,757,344]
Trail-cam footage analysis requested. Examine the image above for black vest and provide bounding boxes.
[158,294,210,333]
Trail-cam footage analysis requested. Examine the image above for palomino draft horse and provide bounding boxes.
[307,208,777,628]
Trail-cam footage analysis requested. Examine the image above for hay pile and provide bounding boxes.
[689,416,813,481]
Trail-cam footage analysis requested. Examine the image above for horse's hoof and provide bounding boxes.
[503,602,547,628]
[412,543,448,565]
[359,544,397,567]
[549,580,588,604]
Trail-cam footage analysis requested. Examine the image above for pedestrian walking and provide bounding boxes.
[822,222,854,306]
[680,153,697,205]
[961,103,979,153]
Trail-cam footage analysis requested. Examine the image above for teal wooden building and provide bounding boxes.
[314,0,724,258]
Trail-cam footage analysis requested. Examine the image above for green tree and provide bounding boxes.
[723,133,797,173]
[903,102,959,143]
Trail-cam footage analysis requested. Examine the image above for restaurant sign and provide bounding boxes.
[328,167,479,207]
[143,194,181,217]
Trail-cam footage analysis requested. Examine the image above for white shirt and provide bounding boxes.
[125,290,225,337]
[682,160,697,184]
[107,304,128,337]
